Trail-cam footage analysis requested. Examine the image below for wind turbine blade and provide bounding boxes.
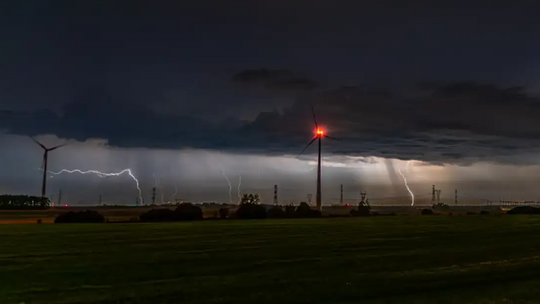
[297,136,317,157]
[30,136,46,150]
[311,103,318,128]
[323,135,342,141]
[48,143,67,151]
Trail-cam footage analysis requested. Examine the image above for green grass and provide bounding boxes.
[2,216,540,303]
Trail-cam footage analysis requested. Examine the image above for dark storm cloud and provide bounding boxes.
[232,69,319,91]
[232,69,293,84]
[3,82,540,165]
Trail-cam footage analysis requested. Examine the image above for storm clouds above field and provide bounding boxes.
[3,82,540,166]
[3,1,540,202]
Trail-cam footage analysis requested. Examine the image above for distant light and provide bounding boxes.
[64,204,68,207]
[316,128,324,136]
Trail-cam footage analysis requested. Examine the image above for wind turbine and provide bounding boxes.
[298,104,340,211]
[31,137,66,198]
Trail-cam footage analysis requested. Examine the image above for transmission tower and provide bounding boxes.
[273,185,278,205]
[340,184,343,205]
[151,187,156,205]
[436,189,442,204]
[431,185,436,203]
[58,190,62,206]
[455,189,458,205]
[307,193,313,205]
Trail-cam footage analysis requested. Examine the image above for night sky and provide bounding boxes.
[3,1,540,205]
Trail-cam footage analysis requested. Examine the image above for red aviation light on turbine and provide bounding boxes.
[316,128,324,136]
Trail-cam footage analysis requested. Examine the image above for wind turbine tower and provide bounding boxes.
[31,137,66,198]
[340,184,344,205]
[273,185,278,205]
[298,104,340,211]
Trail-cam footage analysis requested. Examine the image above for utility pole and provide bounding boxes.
[58,190,62,206]
[431,185,436,203]
[455,189,458,205]
[340,184,343,205]
[273,185,278,205]
[151,187,156,205]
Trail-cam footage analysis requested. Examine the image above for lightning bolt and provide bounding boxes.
[46,169,143,205]
[397,161,414,206]
[219,166,232,204]
[237,175,242,202]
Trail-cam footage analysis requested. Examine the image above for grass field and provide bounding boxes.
[2,216,540,304]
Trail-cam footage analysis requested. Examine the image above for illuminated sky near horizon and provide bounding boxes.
[3,2,540,205]
[2,133,540,205]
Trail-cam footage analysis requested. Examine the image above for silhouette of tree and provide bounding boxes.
[139,208,177,222]
[241,193,261,204]
[285,204,296,218]
[267,206,286,218]
[295,202,321,218]
[236,195,266,219]
[174,203,203,221]
[0,195,50,210]
[358,201,371,216]
[219,208,229,219]
[421,209,434,215]
[507,206,540,215]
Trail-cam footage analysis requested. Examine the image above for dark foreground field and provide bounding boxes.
[2,216,540,304]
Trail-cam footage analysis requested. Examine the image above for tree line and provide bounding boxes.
[0,195,50,210]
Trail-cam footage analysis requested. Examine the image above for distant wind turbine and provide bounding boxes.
[31,137,66,198]
[298,104,341,211]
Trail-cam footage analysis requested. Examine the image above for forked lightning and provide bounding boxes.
[47,169,143,205]
[397,161,415,206]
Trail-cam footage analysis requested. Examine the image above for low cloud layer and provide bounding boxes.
[2,77,540,166]
[232,68,319,91]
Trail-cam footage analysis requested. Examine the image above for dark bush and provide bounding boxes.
[285,205,296,218]
[421,209,434,215]
[349,209,359,217]
[174,203,203,221]
[507,206,540,215]
[358,204,371,217]
[139,208,177,222]
[235,203,267,219]
[480,210,490,215]
[466,212,476,215]
[295,202,322,218]
[219,208,229,219]
[267,206,286,218]
[55,210,105,223]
